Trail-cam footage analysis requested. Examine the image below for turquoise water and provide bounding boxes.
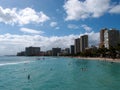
[0,56,120,90]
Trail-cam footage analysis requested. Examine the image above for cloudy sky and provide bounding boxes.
[0,0,120,55]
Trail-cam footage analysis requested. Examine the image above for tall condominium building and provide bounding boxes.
[104,29,120,49]
[99,28,108,48]
[74,38,80,54]
[70,45,75,55]
[80,35,88,52]
[52,48,61,56]
[25,46,40,56]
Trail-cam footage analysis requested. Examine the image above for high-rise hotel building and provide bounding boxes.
[100,28,120,49]
[99,28,108,48]
[80,35,88,52]
[70,45,75,55]
[74,38,80,54]
[104,29,120,49]
[74,35,88,54]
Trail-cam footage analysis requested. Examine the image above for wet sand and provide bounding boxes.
[76,57,120,63]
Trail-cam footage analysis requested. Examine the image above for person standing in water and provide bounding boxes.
[28,74,30,80]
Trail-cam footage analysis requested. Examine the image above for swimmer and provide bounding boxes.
[111,62,114,64]
[81,68,87,71]
[50,68,53,71]
[43,57,45,60]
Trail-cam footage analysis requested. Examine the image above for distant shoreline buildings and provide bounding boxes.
[17,28,120,58]
[17,46,41,56]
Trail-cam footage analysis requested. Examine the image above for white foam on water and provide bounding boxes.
[0,61,35,66]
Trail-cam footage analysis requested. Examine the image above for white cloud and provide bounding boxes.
[50,22,57,27]
[85,31,100,46]
[0,7,17,25]
[20,28,44,34]
[0,32,99,55]
[50,21,59,29]
[68,24,79,29]
[63,0,120,21]
[55,27,60,30]
[109,5,120,14]
[81,24,92,32]
[86,0,110,18]
[0,7,50,25]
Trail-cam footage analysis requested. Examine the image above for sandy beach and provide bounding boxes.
[76,57,120,63]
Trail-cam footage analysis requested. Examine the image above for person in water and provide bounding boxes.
[28,74,30,80]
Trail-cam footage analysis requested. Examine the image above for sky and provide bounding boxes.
[0,0,120,55]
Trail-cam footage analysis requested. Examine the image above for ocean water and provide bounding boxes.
[0,56,120,90]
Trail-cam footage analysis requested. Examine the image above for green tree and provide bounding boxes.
[109,46,116,59]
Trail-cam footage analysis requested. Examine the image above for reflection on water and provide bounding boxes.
[0,56,120,90]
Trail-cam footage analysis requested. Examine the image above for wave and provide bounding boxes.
[0,61,34,66]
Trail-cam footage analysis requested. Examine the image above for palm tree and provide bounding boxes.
[97,45,108,57]
[109,46,116,60]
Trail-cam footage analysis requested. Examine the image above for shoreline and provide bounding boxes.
[74,57,120,63]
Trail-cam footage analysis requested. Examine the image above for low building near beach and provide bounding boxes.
[52,48,61,56]
[17,51,25,56]
[25,46,40,56]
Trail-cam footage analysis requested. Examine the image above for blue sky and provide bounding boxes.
[0,0,120,55]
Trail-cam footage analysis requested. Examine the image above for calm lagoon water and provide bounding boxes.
[0,56,120,90]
